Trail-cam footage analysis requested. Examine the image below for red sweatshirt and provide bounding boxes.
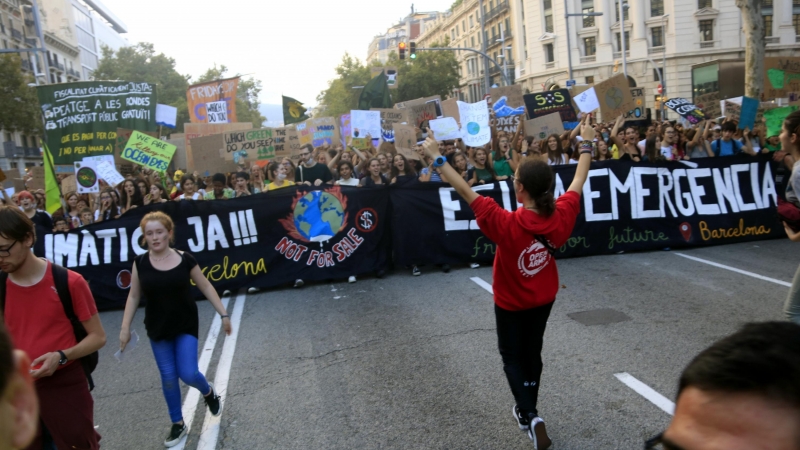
[471,191,581,311]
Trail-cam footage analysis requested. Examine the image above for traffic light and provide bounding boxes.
[409,42,417,59]
[399,42,406,60]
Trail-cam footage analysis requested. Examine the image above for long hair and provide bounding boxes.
[517,159,555,216]
[473,147,497,180]
[391,154,417,179]
[99,187,120,221]
[543,134,565,165]
[119,178,144,207]
[644,136,662,162]
[784,110,800,153]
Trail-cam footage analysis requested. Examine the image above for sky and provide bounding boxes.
[101,0,455,123]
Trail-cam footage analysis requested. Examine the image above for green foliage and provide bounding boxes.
[316,53,374,117]
[93,43,191,132]
[450,0,464,10]
[195,64,266,129]
[0,54,42,135]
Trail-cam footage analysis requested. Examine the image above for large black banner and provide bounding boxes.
[34,186,390,310]
[390,155,784,266]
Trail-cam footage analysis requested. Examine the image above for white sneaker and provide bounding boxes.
[294,279,304,288]
[348,275,357,283]
[470,263,480,269]
[247,287,258,294]
[527,416,552,450]
[222,290,231,296]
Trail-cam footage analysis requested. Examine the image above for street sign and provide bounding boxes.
[657,84,663,94]
[566,79,576,87]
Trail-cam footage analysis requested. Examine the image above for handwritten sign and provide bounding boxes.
[27,166,45,191]
[457,100,491,147]
[183,122,253,173]
[121,130,177,172]
[392,124,421,161]
[524,113,565,140]
[524,89,578,125]
[95,160,125,187]
[695,91,721,118]
[725,101,742,123]
[350,110,381,139]
[594,74,636,120]
[763,57,800,99]
[339,114,351,147]
[61,175,77,195]
[665,98,706,124]
[573,87,600,113]
[441,98,460,123]
[371,108,409,142]
[186,77,239,123]
[429,117,462,141]
[206,101,229,124]
[73,159,99,194]
[624,88,646,122]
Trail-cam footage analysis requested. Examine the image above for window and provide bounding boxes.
[616,31,630,51]
[651,0,664,16]
[462,20,466,32]
[586,75,594,84]
[544,0,554,33]
[472,36,476,47]
[582,0,595,27]
[653,68,663,82]
[583,36,596,56]
[763,0,773,37]
[544,43,554,62]
[651,26,664,47]
[452,29,456,40]
[615,0,629,22]
[469,15,474,28]
[698,0,712,8]
[699,20,714,41]
[795,14,800,35]
[505,18,511,36]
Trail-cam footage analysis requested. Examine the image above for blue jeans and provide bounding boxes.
[150,334,210,423]
[785,265,800,325]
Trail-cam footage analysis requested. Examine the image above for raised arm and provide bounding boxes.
[567,120,595,194]
[422,133,479,204]
[740,128,756,156]
[609,115,625,150]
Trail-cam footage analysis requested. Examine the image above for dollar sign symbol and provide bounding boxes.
[361,212,373,230]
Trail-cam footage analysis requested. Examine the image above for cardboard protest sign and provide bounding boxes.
[351,138,372,151]
[37,81,158,165]
[350,110,382,139]
[296,120,313,147]
[441,98,460,123]
[285,127,302,164]
[205,101,229,124]
[738,97,759,130]
[222,128,280,162]
[665,98,706,124]
[763,57,800,99]
[311,117,340,147]
[186,77,239,123]
[165,133,186,170]
[371,66,399,89]
[73,160,99,194]
[624,88,646,122]
[429,117,462,141]
[524,113,565,140]
[490,85,525,116]
[457,100,491,147]
[121,131,177,172]
[27,167,45,191]
[524,89,578,125]
[184,122,253,173]
[764,106,798,138]
[395,95,442,110]
[95,160,125,187]
[694,91,721,119]
[0,167,5,183]
[115,128,159,172]
[392,124,421,160]
[370,108,409,142]
[12,179,25,194]
[724,101,742,122]
[61,175,77,195]
[594,74,636,120]
[339,114,351,147]
[408,102,438,130]
[573,87,600,113]
[189,134,241,176]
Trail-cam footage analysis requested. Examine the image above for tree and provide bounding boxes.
[0,54,42,135]
[93,43,191,131]
[316,53,373,117]
[736,0,764,99]
[195,65,266,129]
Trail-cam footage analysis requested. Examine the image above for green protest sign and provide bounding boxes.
[764,106,798,138]
[121,130,176,172]
[37,81,158,165]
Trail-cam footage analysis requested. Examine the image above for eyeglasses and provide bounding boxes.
[0,240,18,257]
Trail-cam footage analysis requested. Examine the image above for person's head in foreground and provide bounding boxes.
[0,315,38,450]
[514,158,555,216]
[650,321,800,450]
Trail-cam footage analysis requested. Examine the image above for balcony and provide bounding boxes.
[50,61,64,72]
[24,19,34,27]
[20,59,31,71]
[580,55,596,63]
[489,61,514,76]
[485,0,509,22]
[67,67,80,79]
[3,142,23,158]
[24,147,40,157]
[487,32,512,50]
[765,36,780,45]
[699,40,716,49]
[10,28,22,41]
[613,51,630,58]
[648,46,665,55]
[25,37,36,47]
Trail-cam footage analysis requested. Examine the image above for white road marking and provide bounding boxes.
[196,289,247,450]
[614,372,675,416]
[172,295,230,450]
[470,276,494,294]
[675,253,792,287]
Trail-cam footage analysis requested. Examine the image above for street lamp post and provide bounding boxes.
[496,23,512,86]
[619,1,628,79]
[660,14,669,120]
[564,0,603,83]
[478,0,491,96]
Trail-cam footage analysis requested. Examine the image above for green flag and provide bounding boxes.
[283,95,309,125]
[42,144,63,214]
[358,71,393,110]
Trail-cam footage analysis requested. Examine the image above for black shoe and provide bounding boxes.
[512,404,530,431]
[442,264,451,273]
[412,266,421,276]
[204,382,222,417]
[164,423,188,447]
[376,269,386,279]
[527,415,552,450]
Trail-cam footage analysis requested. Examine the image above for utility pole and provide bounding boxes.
[619,0,627,79]
[661,14,668,119]
[498,23,508,86]
[478,0,491,96]
[30,0,50,84]
[564,0,602,84]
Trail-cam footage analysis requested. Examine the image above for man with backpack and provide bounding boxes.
[0,206,106,450]
[710,121,756,157]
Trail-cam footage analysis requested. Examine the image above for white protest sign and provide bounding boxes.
[350,110,382,139]
[84,155,115,166]
[156,103,178,128]
[574,87,600,113]
[457,100,491,147]
[73,160,99,194]
[96,161,125,187]
[206,101,229,124]
[428,117,462,141]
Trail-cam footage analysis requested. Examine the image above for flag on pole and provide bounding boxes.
[42,144,62,214]
[282,95,309,125]
[358,70,393,110]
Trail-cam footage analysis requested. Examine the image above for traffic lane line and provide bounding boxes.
[196,288,247,450]
[470,276,494,294]
[173,294,230,450]
[674,253,792,288]
[614,372,675,416]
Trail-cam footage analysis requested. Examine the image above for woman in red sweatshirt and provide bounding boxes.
[422,116,594,449]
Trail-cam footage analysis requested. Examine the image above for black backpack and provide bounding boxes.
[0,264,98,391]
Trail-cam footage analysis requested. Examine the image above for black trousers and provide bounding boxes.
[495,301,554,417]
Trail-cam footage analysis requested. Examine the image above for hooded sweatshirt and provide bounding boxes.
[470,190,581,311]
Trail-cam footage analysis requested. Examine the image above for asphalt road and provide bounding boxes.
[90,239,796,449]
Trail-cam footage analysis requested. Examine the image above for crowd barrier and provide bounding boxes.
[33,155,785,310]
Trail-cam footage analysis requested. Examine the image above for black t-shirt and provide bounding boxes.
[135,250,199,341]
[360,175,388,187]
[295,163,333,184]
[29,211,53,231]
